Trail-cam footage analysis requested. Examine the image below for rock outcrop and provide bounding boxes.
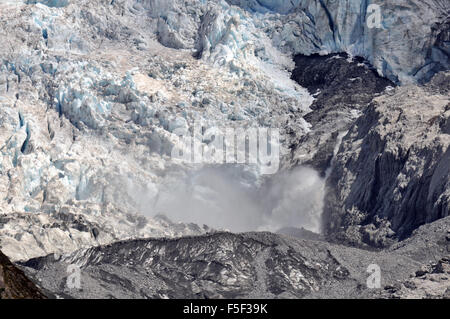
[0,0,449,290]
[324,72,450,247]
[0,250,46,299]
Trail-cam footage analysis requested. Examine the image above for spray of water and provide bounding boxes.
[139,165,325,233]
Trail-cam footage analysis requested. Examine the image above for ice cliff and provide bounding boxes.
[0,0,448,262]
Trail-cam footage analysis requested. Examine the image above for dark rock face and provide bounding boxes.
[18,217,450,299]
[289,53,393,175]
[426,15,450,84]
[0,251,46,299]
[323,72,450,248]
[292,54,392,103]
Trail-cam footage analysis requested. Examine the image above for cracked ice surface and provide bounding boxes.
[0,0,447,260]
[0,0,316,261]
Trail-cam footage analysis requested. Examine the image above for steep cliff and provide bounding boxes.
[165,0,450,84]
[324,72,450,247]
[0,250,46,299]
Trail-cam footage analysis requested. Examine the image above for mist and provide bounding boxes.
[139,165,325,234]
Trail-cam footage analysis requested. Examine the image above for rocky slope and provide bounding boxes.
[19,216,450,299]
[141,0,450,84]
[0,250,46,299]
[323,72,450,248]
[379,256,450,299]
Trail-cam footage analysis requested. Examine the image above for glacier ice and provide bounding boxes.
[0,0,448,261]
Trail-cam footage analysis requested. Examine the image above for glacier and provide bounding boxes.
[0,0,448,262]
